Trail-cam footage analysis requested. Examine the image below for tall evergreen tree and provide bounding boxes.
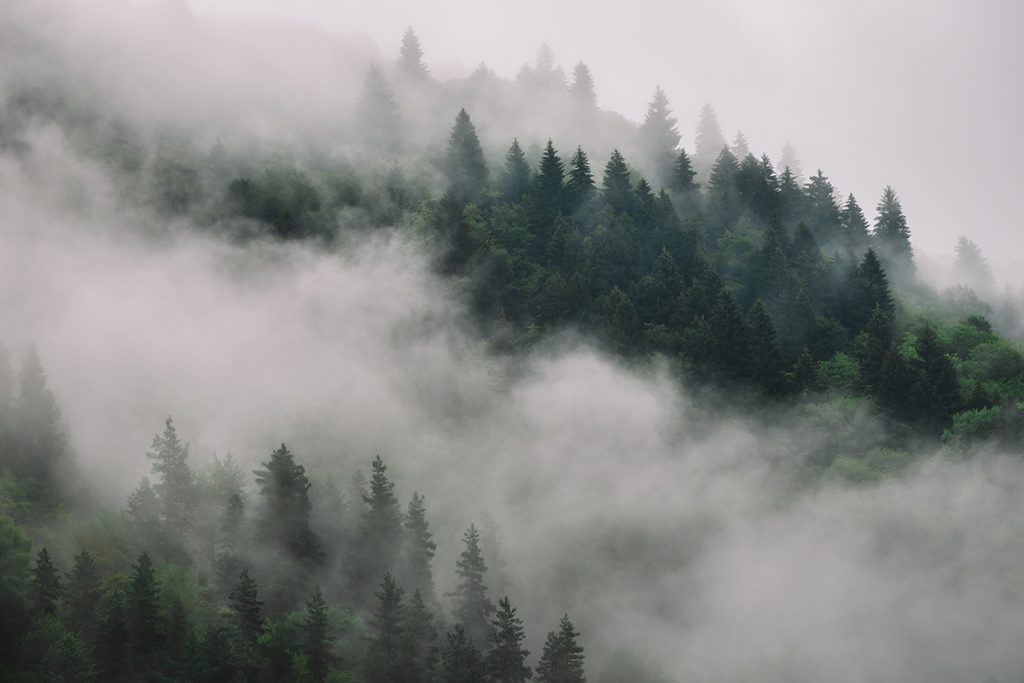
[536,614,585,683]
[127,552,162,676]
[402,491,437,607]
[858,305,893,394]
[778,143,804,182]
[356,64,403,154]
[748,300,784,395]
[953,236,994,295]
[229,568,264,678]
[367,573,405,683]
[304,585,332,683]
[670,148,698,193]
[487,596,531,683]
[30,547,61,617]
[402,589,440,683]
[706,146,740,239]
[65,550,100,642]
[398,28,429,80]
[639,87,680,187]
[873,186,914,280]
[601,150,633,214]
[14,347,65,483]
[146,416,196,538]
[500,139,531,203]
[566,146,595,209]
[802,170,841,246]
[731,130,750,159]
[444,109,488,203]
[708,289,751,381]
[840,193,871,253]
[529,139,567,238]
[694,103,726,175]
[254,444,320,563]
[450,524,495,645]
[568,62,597,110]
[96,589,128,681]
[359,455,403,595]
[913,326,962,434]
[848,248,895,332]
[440,625,486,683]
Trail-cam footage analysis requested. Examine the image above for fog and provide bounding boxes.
[3,2,1024,681]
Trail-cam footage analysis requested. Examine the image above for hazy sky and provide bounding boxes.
[181,0,1024,279]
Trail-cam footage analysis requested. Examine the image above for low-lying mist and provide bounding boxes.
[3,121,1024,682]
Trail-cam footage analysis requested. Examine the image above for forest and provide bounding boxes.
[1,2,1024,682]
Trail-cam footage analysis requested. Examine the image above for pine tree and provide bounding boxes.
[402,491,437,607]
[450,524,495,645]
[840,194,870,253]
[706,147,740,238]
[402,589,440,683]
[748,300,784,395]
[356,64,403,154]
[731,130,750,159]
[778,165,804,219]
[670,148,698,193]
[848,248,895,332]
[398,28,429,80]
[569,62,597,110]
[708,289,750,381]
[639,87,680,188]
[146,416,196,538]
[229,568,264,677]
[914,325,962,434]
[500,139,531,203]
[14,347,66,484]
[858,305,893,393]
[444,109,488,203]
[487,596,531,683]
[440,625,486,683]
[367,573,405,683]
[536,614,585,683]
[529,139,566,237]
[127,552,162,676]
[65,550,100,642]
[566,146,595,209]
[694,104,726,175]
[802,170,841,246]
[305,585,332,683]
[873,186,914,280]
[30,547,61,617]
[359,455,403,596]
[601,150,633,214]
[254,444,320,563]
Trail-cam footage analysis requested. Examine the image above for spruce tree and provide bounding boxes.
[398,28,429,80]
[356,64,403,154]
[708,289,750,381]
[367,573,405,683]
[569,62,597,110]
[748,300,784,395]
[146,416,196,538]
[694,103,726,174]
[127,552,162,677]
[731,130,750,159]
[779,143,804,182]
[802,170,841,246]
[254,444,320,564]
[953,236,994,294]
[14,347,65,484]
[566,146,595,208]
[402,491,437,608]
[670,148,698,193]
[402,589,440,683]
[359,454,403,596]
[500,139,531,203]
[96,589,128,681]
[536,614,585,683]
[639,87,680,187]
[440,625,486,683]
[444,109,488,203]
[487,596,531,683]
[858,305,893,394]
[304,585,332,683]
[450,524,495,645]
[914,326,962,434]
[601,150,633,214]
[65,550,100,642]
[30,547,61,617]
[706,147,740,238]
[873,186,914,280]
[529,139,566,236]
[229,568,264,678]
[840,194,870,253]
[848,248,895,332]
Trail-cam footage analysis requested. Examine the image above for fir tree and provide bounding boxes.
[146,416,196,538]
[398,28,429,80]
[30,547,61,617]
[402,589,440,683]
[778,143,804,182]
[402,491,437,607]
[708,289,750,381]
[706,147,740,238]
[670,148,698,193]
[802,170,841,246]
[639,87,680,187]
[367,573,405,683]
[444,109,488,203]
[914,325,962,434]
[566,146,595,208]
[953,236,994,294]
[96,589,128,681]
[254,444,320,563]
[529,139,567,237]
[731,130,750,159]
[304,585,332,683]
[450,524,495,645]
[840,193,870,253]
[440,625,486,683]
[356,64,403,154]
[848,248,895,332]
[601,150,633,214]
[359,455,403,597]
[14,347,65,484]
[858,305,893,394]
[536,614,585,683]
[65,550,100,642]
[569,62,597,110]
[500,139,531,203]
[127,552,162,676]
[748,300,784,395]
[487,596,531,683]
[229,568,264,678]
[694,104,726,174]
[793,346,817,393]
[873,186,914,280]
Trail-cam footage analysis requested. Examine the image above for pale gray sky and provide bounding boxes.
[162,0,1024,278]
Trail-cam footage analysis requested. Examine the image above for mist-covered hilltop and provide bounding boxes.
[1,2,1024,682]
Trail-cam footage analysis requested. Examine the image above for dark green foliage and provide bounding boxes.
[127,552,162,676]
[304,585,332,683]
[402,590,440,683]
[358,455,402,601]
[670,148,698,193]
[402,491,437,607]
[229,568,264,678]
[913,326,963,434]
[566,146,596,211]
[536,614,585,683]
[848,249,894,332]
[440,625,486,683]
[801,170,841,246]
[500,139,531,204]
[873,186,914,280]
[254,444,321,564]
[95,589,128,681]
[444,109,488,203]
[840,194,870,253]
[601,150,633,214]
[146,416,195,538]
[0,517,31,672]
[706,147,740,238]
[748,300,784,394]
[708,289,750,381]
[450,524,495,645]
[227,167,324,240]
[487,596,531,683]
[367,573,405,683]
[31,547,61,617]
[65,550,100,642]
[858,306,894,393]
[12,347,66,486]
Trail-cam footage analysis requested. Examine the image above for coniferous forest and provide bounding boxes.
[2,2,1024,682]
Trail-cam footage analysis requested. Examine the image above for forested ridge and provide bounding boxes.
[1,15,1024,683]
